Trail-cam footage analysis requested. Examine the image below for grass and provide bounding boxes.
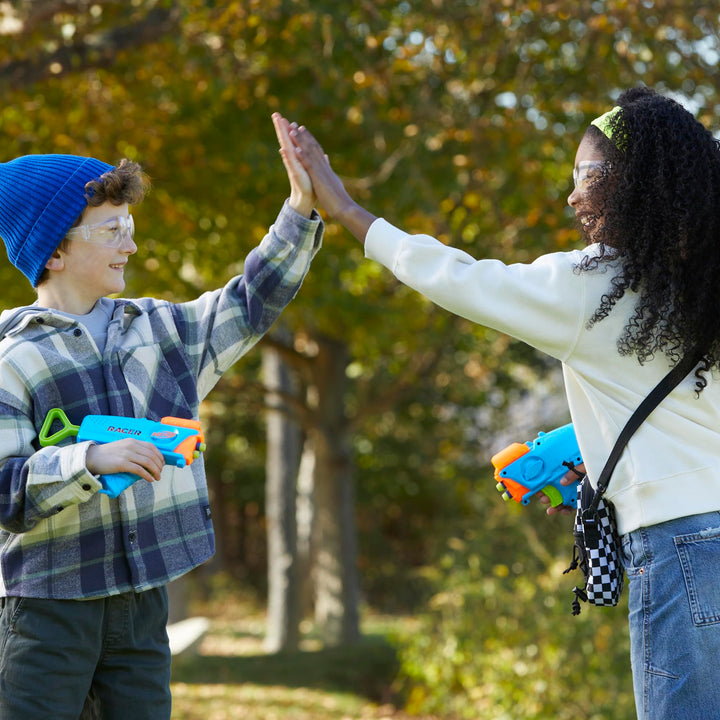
[170,593,435,720]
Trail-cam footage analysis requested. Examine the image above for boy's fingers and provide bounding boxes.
[272,114,298,156]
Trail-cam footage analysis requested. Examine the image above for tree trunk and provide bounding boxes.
[308,336,361,645]
[262,343,302,652]
[166,575,189,625]
[296,438,317,618]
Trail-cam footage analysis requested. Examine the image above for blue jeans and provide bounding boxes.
[0,587,171,720]
[621,511,720,719]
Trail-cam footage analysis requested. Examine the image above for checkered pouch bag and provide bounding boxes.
[564,350,702,616]
[566,476,624,614]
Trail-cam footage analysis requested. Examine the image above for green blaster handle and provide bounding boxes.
[39,408,206,498]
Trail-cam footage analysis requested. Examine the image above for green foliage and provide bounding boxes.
[171,584,403,719]
[397,518,634,719]
[2,2,719,714]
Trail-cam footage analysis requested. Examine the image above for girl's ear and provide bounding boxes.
[44,249,64,272]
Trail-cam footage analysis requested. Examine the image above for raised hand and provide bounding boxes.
[286,120,377,243]
[272,112,315,218]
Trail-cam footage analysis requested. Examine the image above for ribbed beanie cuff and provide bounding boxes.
[0,154,114,286]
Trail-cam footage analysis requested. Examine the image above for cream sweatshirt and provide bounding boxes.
[365,218,720,535]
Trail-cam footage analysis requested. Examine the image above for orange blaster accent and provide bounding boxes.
[491,442,530,502]
[161,416,206,465]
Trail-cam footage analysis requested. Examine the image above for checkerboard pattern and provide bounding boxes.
[573,484,625,606]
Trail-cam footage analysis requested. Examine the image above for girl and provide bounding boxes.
[285,87,720,719]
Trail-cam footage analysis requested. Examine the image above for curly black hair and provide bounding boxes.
[576,87,720,387]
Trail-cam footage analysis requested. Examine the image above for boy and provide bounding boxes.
[0,114,322,719]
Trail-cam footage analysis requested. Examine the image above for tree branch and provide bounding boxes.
[350,344,446,427]
[264,385,316,429]
[0,5,180,88]
[343,139,414,192]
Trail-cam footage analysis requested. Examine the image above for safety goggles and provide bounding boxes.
[65,215,135,248]
[572,161,612,192]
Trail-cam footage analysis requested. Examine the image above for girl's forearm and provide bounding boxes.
[335,201,377,245]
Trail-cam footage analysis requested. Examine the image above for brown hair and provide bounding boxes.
[84,158,150,208]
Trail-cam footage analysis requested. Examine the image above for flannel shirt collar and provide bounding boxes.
[0,299,146,341]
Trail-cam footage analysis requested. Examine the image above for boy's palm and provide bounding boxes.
[272,113,315,216]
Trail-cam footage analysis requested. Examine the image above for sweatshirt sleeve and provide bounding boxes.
[365,218,585,361]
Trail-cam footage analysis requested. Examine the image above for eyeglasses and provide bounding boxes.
[572,161,612,192]
[65,215,135,248]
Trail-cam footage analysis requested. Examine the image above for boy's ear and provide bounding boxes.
[44,249,64,272]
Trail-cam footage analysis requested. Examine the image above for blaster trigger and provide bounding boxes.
[541,485,564,508]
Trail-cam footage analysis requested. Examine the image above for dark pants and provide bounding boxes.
[0,588,171,720]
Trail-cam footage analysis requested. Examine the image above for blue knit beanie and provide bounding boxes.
[0,154,114,286]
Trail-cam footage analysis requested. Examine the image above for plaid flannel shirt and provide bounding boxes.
[0,201,322,598]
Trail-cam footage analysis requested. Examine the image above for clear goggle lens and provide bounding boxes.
[65,215,135,248]
[572,161,612,191]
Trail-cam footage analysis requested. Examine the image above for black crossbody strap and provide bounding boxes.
[592,350,704,507]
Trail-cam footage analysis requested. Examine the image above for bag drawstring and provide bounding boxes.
[571,586,588,616]
[565,545,588,615]
[563,544,579,574]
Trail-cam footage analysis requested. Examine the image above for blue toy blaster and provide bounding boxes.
[39,408,206,498]
[491,423,583,508]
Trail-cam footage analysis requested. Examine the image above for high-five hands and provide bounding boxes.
[275,114,378,243]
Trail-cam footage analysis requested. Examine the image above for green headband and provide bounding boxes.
[590,105,628,152]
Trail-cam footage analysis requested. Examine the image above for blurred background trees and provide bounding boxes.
[2,1,719,716]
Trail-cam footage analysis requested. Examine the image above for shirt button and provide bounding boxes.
[73,328,82,337]
[128,531,137,542]
[82,484,91,491]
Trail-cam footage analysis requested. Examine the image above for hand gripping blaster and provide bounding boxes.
[491,423,582,508]
[39,408,206,498]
